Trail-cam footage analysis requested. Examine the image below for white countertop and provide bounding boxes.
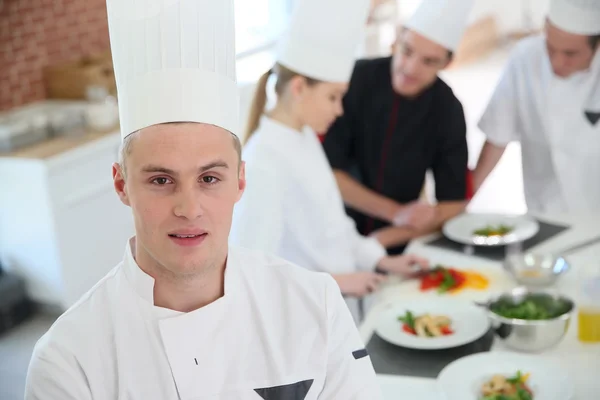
[363,212,600,399]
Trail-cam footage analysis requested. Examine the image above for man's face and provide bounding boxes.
[113,123,245,278]
[545,19,597,78]
[391,29,451,97]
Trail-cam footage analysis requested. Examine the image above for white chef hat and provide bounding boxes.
[276,0,371,83]
[548,0,600,35]
[403,0,475,52]
[106,0,239,140]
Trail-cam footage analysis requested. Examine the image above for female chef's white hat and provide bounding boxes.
[548,0,600,36]
[403,0,475,52]
[106,0,239,140]
[275,0,371,83]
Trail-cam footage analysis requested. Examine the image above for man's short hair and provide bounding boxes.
[590,35,600,49]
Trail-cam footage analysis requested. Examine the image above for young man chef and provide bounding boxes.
[473,0,600,213]
[323,0,475,255]
[24,0,382,399]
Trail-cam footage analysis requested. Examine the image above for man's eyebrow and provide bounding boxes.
[141,165,177,175]
[140,161,230,175]
[199,160,229,173]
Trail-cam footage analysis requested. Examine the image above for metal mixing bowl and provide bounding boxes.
[503,253,571,287]
[486,287,574,352]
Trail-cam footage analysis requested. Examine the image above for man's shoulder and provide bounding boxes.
[507,34,546,71]
[32,264,122,355]
[350,57,391,89]
[432,77,465,117]
[513,34,545,56]
[354,56,391,74]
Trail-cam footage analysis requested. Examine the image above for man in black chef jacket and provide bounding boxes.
[323,0,475,254]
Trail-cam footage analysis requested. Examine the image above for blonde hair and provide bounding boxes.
[244,64,320,145]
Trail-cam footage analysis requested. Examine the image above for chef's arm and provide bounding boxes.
[333,170,403,224]
[371,201,466,248]
[319,277,383,399]
[473,140,507,193]
[25,347,92,400]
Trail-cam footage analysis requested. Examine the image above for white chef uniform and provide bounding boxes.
[230,117,386,323]
[229,0,385,324]
[25,0,381,398]
[26,241,379,399]
[478,0,600,213]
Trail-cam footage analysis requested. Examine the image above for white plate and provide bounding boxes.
[374,299,490,350]
[438,352,574,400]
[443,213,540,247]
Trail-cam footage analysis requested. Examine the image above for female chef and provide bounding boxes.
[230,0,429,323]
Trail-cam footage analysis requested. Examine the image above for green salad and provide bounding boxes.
[490,294,571,320]
[473,224,514,237]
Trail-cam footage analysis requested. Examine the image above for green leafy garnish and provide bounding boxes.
[397,311,416,330]
[506,371,523,385]
[437,269,456,293]
[473,224,514,237]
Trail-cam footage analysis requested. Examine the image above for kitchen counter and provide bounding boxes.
[0,127,119,160]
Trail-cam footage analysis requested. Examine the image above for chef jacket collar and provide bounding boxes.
[259,116,314,144]
[123,237,239,310]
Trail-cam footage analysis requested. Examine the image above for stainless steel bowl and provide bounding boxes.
[486,287,574,352]
[503,253,570,287]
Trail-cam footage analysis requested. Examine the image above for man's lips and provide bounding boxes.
[168,231,208,247]
[168,229,207,238]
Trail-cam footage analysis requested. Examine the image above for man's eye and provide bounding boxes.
[202,176,220,184]
[152,177,172,185]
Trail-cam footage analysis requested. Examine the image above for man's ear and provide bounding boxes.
[236,161,246,203]
[113,163,131,207]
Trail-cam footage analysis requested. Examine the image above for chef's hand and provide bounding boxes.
[377,254,430,278]
[332,272,388,298]
[392,201,437,230]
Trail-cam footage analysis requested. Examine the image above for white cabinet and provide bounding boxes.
[0,131,135,310]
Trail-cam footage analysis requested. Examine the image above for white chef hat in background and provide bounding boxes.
[403,0,476,52]
[548,0,600,36]
[276,0,371,83]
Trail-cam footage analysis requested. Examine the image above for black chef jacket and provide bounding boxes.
[323,57,468,254]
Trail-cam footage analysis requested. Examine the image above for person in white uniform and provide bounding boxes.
[24,1,382,399]
[229,0,429,324]
[473,0,600,213]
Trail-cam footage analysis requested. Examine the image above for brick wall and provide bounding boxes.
[0,0,110,112]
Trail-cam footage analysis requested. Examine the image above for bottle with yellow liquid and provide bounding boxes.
[578,275,600,343]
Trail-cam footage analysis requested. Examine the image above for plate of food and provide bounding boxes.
[374,299,490,350]
[437,352,574,400]
[443,213,540,246]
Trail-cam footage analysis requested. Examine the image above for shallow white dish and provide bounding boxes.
[374,299,490,350]
[443,213,539,247]
[437,352,574,400]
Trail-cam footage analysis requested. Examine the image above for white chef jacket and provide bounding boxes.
[230,117,387,322]
[25,239,381,400]
[478,34,600,214]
